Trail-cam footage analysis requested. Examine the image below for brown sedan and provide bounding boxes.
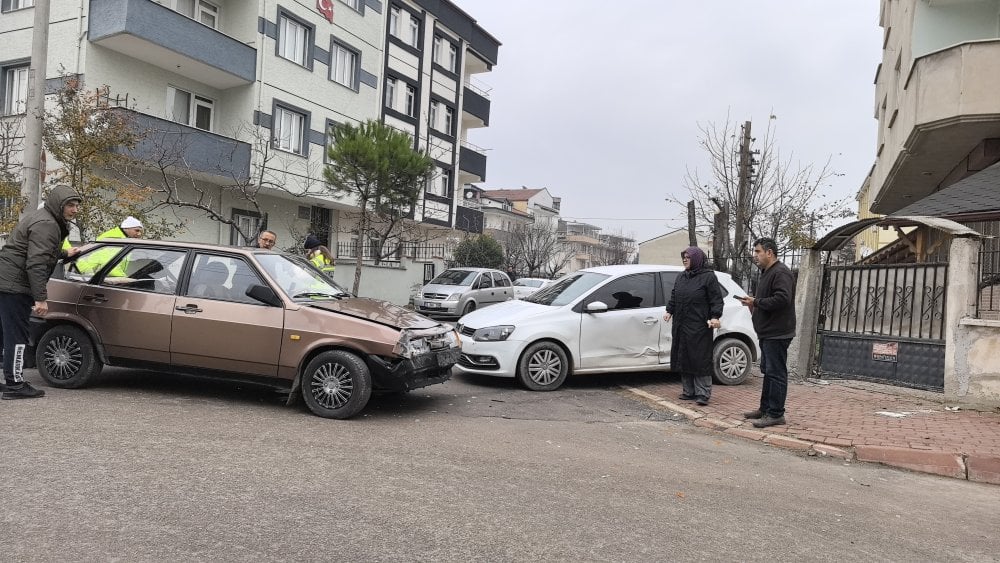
[30,240,461,419]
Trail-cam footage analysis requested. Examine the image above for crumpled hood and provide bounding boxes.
[308,297,440,330]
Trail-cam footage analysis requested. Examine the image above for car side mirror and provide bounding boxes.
[585,301,608,313]
[246,284,282,307]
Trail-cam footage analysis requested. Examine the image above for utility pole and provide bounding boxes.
[686,200,697,247]
[20,0,51,213]
[733,120,754,284]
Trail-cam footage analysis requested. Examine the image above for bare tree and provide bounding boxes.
[120,120,328,244]
[0,117,25,234]
[675,113,851,283]
[500,222,570,278]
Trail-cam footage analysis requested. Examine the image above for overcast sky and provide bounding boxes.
[456,1,883,243]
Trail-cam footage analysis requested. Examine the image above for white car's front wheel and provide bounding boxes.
[516,341,569,391]
[713,338,752,385]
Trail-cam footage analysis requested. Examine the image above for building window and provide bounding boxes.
[427,167,450,197]
[2,64,28,115]
[324,120,339,164]
[408,15,420,48]
[330,41,358,89]
[404,85,416,117]
[274,105,307,155]
[443,106,454,134]
[448,44,458,72]
[385,77,396,109]
[429,101,438,130]
[341,0,361,11]
[389,6,419,48]
[1,0,34,12]
[166,86,214,131]
[433,36,458,73]
[230,209,262,246]
[389,6,400,38]
[171,0,218,28]
[278,12,311,67]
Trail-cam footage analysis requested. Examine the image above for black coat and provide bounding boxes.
[0,185,78,301]
[665,268,724,374]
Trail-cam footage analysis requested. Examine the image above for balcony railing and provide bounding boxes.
[462,86,490,126]
[978,248,1000,320]
[459,144,487,181]
[336,241,452,263]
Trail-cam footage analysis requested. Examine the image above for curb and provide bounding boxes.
[620,385,1000,485]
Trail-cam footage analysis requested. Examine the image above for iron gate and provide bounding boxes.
[817,262,948,390]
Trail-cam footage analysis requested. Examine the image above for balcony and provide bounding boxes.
[462,85,490,127]
[458,142,487,182]
[88,0,256,89]
[872,40,1000,213]
[123,110,251,183]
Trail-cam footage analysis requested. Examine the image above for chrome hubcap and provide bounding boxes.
[527,349,562,386]
[43,335,82,380]
[309,362,353,409]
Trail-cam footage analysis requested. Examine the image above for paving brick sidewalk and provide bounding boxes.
[624,372,1000,484]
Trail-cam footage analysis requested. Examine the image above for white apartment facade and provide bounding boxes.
[867,0,1000,214]
[0,0,498,252]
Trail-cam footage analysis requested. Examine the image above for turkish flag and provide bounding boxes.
[317,0,333,23]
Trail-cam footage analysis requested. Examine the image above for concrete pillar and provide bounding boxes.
[788,249,823,381]
[943,236,980,399]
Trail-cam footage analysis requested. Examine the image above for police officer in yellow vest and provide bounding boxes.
[304,234,335,277]
[72,216,144,276]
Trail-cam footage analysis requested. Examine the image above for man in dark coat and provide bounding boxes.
[738,237,796,428]
[0,185,82,399]
[664,246,723,405]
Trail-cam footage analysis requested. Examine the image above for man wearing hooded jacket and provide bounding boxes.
[0,185,82,399]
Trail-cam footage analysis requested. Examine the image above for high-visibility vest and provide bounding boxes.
[309,252,335,274]
[75,227,129,277]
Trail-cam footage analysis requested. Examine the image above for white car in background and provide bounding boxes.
[511,277,554,299]
[454,265,759,391]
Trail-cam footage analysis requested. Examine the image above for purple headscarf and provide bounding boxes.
[682,246,706,272]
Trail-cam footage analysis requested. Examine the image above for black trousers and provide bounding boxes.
[0,292,33,386]
[758,338,792,418]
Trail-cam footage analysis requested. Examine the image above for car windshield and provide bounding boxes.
[256,254,352,301]
[514,279,544,288]
[430,269,477,285]
[523,272,610,306]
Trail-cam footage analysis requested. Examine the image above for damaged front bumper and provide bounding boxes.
[367,346,461,392]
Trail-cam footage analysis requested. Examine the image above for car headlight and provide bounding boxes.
[393,331,429,358]
[446,292,463,301]
[473,325,515,342]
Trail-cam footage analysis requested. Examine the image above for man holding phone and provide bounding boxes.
[738,237,796,428]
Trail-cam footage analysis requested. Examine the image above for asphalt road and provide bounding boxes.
[2,367,998,562]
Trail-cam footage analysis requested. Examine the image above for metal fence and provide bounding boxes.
[819,263,949,340]
[335,241,450,263]
[978,248,1000,320]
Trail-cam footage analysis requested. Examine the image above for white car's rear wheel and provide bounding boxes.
[713,338,751,385]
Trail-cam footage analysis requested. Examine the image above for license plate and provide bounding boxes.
[424,302,439,308]
[436,348,460,367]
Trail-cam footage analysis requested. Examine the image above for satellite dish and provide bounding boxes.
[464,190,475,199]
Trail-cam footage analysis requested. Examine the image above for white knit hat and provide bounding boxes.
[120,216,143,229]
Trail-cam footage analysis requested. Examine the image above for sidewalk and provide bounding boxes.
[623,372,1000,485]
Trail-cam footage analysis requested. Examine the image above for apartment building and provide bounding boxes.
[866,0,1000,217]
[0,0,498,250]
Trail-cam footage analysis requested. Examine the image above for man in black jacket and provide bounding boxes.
[0,185,82,399]
[738,237,796,427]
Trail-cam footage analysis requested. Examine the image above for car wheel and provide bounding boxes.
[462,301,477,316]
[516,341,569,391]
[301,350,372,419]
[36,325,102,389]
[713,338,751,385]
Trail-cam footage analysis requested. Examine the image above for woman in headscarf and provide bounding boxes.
[663,246,724,405]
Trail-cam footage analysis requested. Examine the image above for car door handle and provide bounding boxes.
[82,294,108,304]
[175,305,203,314]
[643,317,658,325]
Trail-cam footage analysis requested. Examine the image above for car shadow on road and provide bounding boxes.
[452,370,682,391]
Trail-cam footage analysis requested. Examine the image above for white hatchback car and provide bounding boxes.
[511,277,554,300]
[454,265,759,391]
